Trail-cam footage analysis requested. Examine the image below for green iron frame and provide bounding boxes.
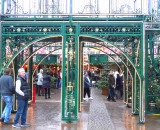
[0,19,158,123]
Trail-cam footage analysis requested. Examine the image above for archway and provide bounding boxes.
[78,35,144,122]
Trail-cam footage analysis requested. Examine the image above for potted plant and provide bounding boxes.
[51,76,57,88]
[95,64,110,95]
[154,83,160,109]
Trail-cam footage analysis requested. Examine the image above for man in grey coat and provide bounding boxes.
[0,68,15,123]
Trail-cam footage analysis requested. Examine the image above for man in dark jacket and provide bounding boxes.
[83,71,93,101]
[115,73,121,99]
[12,68,30,128]
[107,70,116,102]
[43,71,51,99]
[0,68,15,123]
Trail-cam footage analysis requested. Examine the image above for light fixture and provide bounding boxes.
[43,28,47,32]
[17,28,21,32]
[20,43,25,47]
[6,39,10,44]
[95,28,99,32]
[122,28,126,32]
[69,28,73,33]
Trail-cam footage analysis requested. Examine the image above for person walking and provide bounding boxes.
[83,71,93,101]
[12,68,30,128]
[115,72,121,99]
[119,73,124,99]
[0,68,15,124]
[53,71,58,89]
[37,69,44,96]
[58,69,62,89]
[43,71,51,99]
[107,70,116,102]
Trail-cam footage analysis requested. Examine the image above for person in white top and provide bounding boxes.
[12,68,30,128]
[37,69,44,96]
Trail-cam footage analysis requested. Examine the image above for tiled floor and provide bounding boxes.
[0,88,160,130]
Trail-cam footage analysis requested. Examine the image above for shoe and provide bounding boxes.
[0,118,4,122]
[12,123,22,128]
[48,97,51,98]
[4,121,13,124]
[89,97,93,100]
[107,98,110,101]
[21,123,30,127]
[112,99,116,102]
[83,98,88,101]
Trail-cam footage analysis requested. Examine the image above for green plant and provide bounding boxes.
[95,64,110,88]
[153,83,160,107]
[51,76,57,86]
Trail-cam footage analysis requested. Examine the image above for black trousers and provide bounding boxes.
[84,88,90,98]
[38,85,44,96]
[44,88,50,98]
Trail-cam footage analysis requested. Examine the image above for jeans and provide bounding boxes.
[58,79,61,88]
[13,99,28,125]
[1,96,13,122]
[108,88,115,100]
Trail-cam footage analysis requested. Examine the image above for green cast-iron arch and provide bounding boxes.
[84,44,134,79]
[88,46,132,84]
[8,47,62,111]
[81,37,139,114]
[80,35,141,80]
[4,35,62,70]
[84,45,133,82]
[21,42,62,67]
[80,34,145,122]
[32,47,62,77]
[31,48,62,102]
[1,33,143,121]
[149,37,160,75]
[87,45,134,97]
[90,47,134,106]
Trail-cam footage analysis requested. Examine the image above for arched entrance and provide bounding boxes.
[0,22,146,123]
[78,35,143,122]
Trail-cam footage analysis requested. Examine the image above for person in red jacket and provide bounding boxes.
[58,69,62,89]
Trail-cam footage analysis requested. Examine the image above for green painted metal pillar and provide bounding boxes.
[74,29,79,120]
[62,25,78,121]
[62,25,66,120]
[133,39,140,114]
[139,23,145,123]
[78,41,83,112]
[70,42,74,84]
[145,32,149,115]
[132,40,136,114]
[76,24,81,112]
[29,45,33,100]
[67,42,70,84]
[132,69,136,114]
[13,57,18,111]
